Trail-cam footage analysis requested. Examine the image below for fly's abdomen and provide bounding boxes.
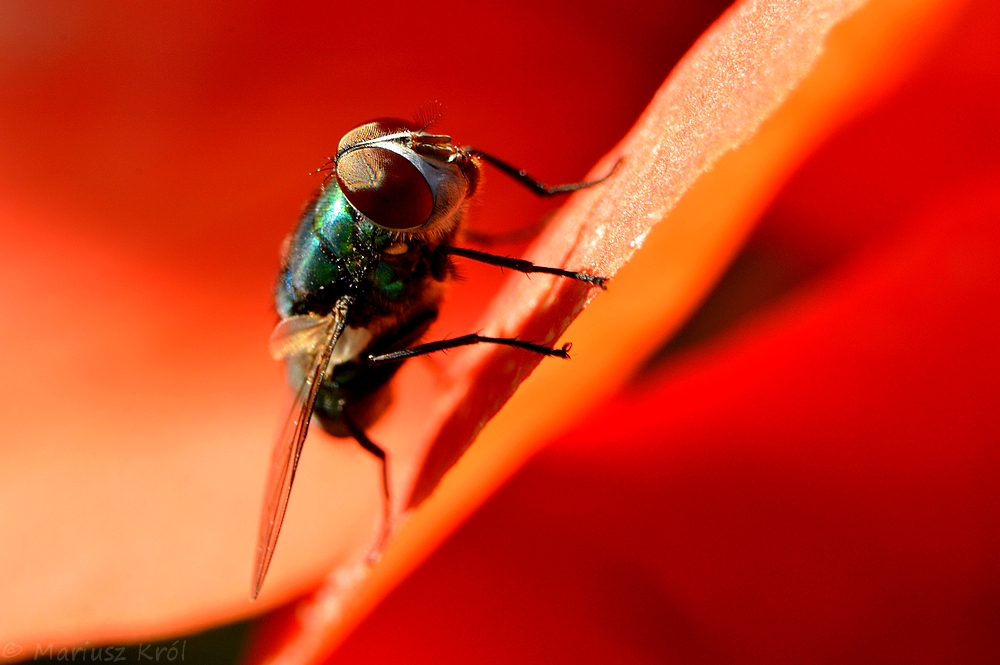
[312,359,395,437]
[311,306,439,436]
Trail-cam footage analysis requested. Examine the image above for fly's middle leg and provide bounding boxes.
[365,334,573,366]
[440,245,608,289]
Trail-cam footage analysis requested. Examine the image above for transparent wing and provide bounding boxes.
[268,313,331,361]
[251,295,353,600]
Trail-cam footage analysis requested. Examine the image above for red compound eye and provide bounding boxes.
[336,146,434,230]
[338,118,417,154]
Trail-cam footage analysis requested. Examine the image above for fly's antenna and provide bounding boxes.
[413,101,445,132]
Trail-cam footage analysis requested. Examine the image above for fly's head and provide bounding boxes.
[334,118,481,240]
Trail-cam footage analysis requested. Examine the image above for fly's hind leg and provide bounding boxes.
[339,401,391,560]
[366,334,573,366]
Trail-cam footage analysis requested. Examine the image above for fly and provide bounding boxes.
[252,117,616,599]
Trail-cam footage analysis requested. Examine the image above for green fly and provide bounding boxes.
[252,117,614,599]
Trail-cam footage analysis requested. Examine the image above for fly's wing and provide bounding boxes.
[268,313,331,361]
[252,295,354,600]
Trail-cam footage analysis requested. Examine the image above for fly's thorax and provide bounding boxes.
[311,185,392,261]
[348,254,450,330]
[276,184,391,318]
[334,118,481,239]
[277,188,454,328]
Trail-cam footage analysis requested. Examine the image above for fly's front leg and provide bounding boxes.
[467,149,621,196]
[440,245,608,289]
[457,148,620,245]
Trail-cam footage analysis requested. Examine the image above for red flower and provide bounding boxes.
[2,0,992,663]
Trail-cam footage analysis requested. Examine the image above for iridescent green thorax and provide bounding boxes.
[312,186,391,276]
[276,182,452,328]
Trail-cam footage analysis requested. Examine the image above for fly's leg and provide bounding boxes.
[366,335,573,366]
[460,152,621,245]
[440,245,608,289]
[339,402,391,559]
[468,149,622,197]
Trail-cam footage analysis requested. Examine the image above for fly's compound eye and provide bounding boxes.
[336,146,434,231]
[338,118,417,152]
